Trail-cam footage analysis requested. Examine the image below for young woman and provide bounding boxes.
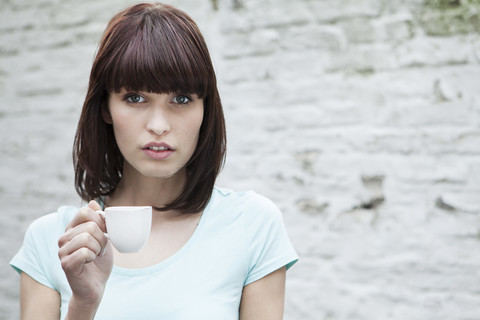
[11,3,298,319]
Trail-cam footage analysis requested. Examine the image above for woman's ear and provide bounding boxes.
[102,106,113,124]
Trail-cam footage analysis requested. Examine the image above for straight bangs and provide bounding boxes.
[100,8,212,97]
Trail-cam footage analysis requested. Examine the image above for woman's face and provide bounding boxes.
[107,89,204,181]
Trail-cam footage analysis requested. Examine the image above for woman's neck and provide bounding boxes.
[106,165,187,209]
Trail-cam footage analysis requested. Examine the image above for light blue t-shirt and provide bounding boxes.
[11,187,298,319]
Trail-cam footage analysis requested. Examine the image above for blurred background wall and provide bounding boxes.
[1,0,480,319]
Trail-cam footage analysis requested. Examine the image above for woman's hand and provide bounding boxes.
[58,200,113,319]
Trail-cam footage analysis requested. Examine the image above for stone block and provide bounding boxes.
[279,24,347,52]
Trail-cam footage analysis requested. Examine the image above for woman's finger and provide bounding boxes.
[87,200,102,211]
[58,219,107,249]
[64,202,106,232]
[58,230,104,259]
[60,247,98,274]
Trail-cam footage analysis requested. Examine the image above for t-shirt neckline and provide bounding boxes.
[110,190,215,276]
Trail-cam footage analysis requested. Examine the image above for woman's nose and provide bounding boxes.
[146,107,170,136]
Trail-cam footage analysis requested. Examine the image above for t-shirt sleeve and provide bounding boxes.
[10,216,57,289]
[10,207,76,291]
[243,193,298,286]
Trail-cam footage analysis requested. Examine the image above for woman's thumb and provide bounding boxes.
[88,200,102,211]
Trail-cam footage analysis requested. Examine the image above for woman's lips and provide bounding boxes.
[142,142,174,160]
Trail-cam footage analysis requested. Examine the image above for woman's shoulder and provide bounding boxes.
[211,186,282,221]
[27,205,78,236]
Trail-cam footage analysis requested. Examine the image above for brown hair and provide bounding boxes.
[73,3,226,213]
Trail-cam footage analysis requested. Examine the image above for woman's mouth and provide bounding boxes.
[143,143,174,160]
[147,146,169,151]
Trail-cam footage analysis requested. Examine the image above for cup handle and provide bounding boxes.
[96,210,109,237]
[96,210,110,257]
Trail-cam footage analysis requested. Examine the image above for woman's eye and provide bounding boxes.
[172,95,191,105]
[125,94,145,103]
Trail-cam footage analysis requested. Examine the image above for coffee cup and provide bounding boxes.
[97,206,152,253]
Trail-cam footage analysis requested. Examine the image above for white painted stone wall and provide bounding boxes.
[1,0,479,319]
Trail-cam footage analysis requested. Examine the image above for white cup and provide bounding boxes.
[97,206,152,253]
